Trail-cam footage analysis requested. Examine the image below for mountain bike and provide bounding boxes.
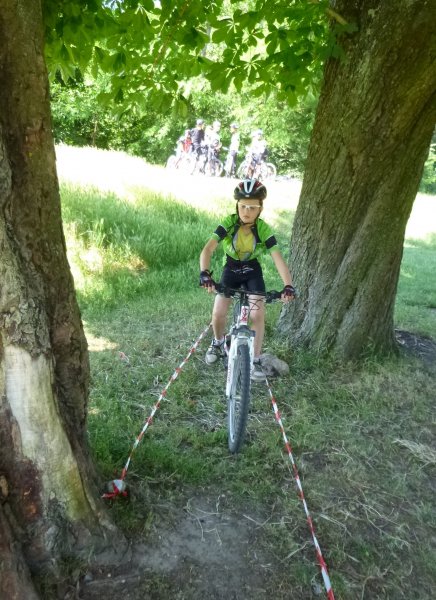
[236,156,277,181]
[190,145,223,177]
[165,148,196,173]
[214,283,282,453]
[204,147,223,177]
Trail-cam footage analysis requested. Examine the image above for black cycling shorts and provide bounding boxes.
[219,258,266,293]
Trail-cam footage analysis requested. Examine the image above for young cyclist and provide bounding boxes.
[190,119,205,158]
[174,129,192,167]
[224,123,240,177]
[247,129,268,177]
[199,179,295,381]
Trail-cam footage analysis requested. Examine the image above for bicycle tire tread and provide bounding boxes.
[228,343,251,453]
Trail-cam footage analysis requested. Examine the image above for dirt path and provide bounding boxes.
[77,488,302,600]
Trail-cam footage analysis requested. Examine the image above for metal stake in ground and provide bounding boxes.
[102,323,212,500]
[265,376,336,600]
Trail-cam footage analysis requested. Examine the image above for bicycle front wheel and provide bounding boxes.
[166,155,177,169]
[228,343,251,453]
[236,160,249,179]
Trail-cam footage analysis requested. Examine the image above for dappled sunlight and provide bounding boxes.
[65,228,105,291]
[64,218,149,302]
[84,329,118,352]
[82,247,104,272]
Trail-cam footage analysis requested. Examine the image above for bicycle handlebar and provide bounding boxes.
[212,282,283,304]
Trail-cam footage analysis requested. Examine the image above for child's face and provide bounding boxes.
[237,200,262,224]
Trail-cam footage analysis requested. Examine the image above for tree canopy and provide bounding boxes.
[42,0,349,115]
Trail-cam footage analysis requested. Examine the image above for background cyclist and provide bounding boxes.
[248,129,268,177]
[224,122,240,177]
[199,179,295,381]
[174,129,192,166]
[190,118,205,159]
[205,120,222,165]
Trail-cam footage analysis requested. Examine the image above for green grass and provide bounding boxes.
[61,177,436,600]
[395,237,436,337]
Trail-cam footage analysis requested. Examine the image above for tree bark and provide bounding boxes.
[0,2,116,596]
[279,0,436,358]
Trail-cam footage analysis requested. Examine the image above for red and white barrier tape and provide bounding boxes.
[264,376,335,600]
[102,324,335,598]
[102,323,212,499]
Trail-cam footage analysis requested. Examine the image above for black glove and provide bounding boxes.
[200,270,213,287]
[282,285,296,298]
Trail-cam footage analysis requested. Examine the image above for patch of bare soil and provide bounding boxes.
[75,490,309,600]
[395,329,436,368]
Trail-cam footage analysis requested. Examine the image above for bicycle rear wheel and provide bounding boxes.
[266,162,277,179]
[214,159,223,177]
[228,343,251,453]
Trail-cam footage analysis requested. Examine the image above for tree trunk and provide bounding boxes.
[0,2,116,596]
[279,0,436,358]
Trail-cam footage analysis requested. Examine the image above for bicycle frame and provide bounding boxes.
[214,286,281,394]
[225,294,255,398]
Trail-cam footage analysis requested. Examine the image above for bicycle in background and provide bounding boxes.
[189,144,223,177]
[237,154,277,181]
[166,144,196,173]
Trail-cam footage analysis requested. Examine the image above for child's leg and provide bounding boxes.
[249,295,265,358]
[212,294,232,340]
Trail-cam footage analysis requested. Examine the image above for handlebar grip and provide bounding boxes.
[214,282,233,297]
[265,290,282,303]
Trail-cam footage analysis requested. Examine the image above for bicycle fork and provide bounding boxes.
[225,304,255,397]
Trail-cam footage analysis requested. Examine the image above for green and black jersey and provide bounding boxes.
[211,214,278,265]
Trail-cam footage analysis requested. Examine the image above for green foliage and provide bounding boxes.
[42,0,337,111]
[50,77,114,148]
[44,0,335,173]
[45,1,432,186]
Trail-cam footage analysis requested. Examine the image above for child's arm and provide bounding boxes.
[200,238,219,292]
[270,250,293,286]
[270,250,295,301]
[200,238,218,272]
